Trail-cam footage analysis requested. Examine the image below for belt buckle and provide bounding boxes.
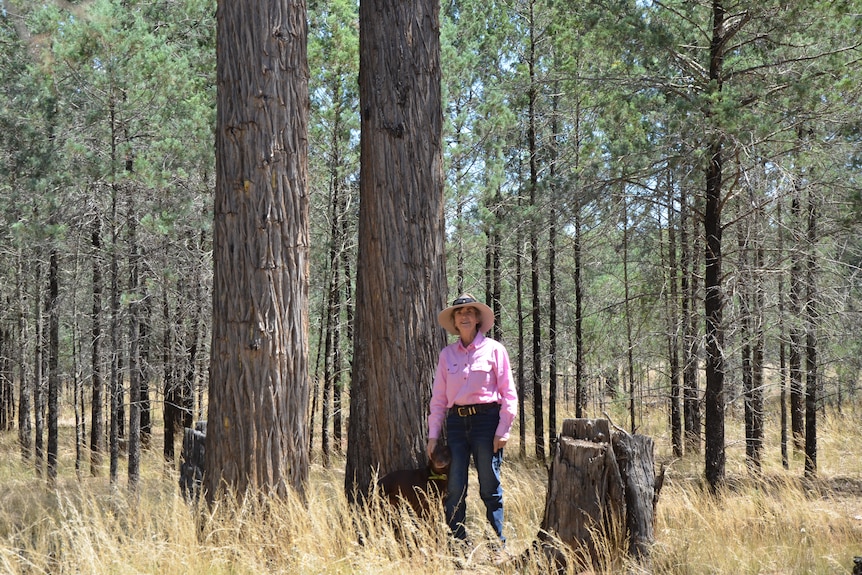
[458,405,476,417]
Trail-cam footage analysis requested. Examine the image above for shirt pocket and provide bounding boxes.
[470,359,494,382]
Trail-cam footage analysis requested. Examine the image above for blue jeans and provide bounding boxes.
[445,405,505,543]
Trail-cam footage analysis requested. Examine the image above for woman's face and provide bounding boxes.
[453,306,480,335]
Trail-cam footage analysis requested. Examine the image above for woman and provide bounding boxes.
[426,294,518,546]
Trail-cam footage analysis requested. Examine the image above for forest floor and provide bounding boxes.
[0,400,861,574]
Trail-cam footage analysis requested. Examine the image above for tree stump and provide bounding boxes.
[528,418,661,571]
[613,429,657,559]
[180,421,207,501]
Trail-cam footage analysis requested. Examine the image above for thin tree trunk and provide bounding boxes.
[574,196,585,418]
[491,185,502,344]
[140,293,152,450]
[109,192,121,483]
[804,187,818,478]
[751,239,764,469]
[777,198,789,469]
[738,200,754,466]
[162,278,178,462]
[455,182,465,295]
[70,238,84,477]
[335,184,352,454]
[323,76,347,460]
[90,215,104,473]
[517,191,526,458]
[321,179,340,465]
[322,217,336,464]
[571,88,585,419]
[17,244,32,461]
[128,191,142,490]
[622,192,636,433]
[704,0,728,492]
[548,76,559,449]
[527,0,544,461]
[34,259,44,477]
[748,186,765,471]
[73,315,83,477]
[0,331,10,431]
[789,182,805,451]
[681,186,701,454]
[184,243,202,429]
[666,171,682,458]
[47,243,59,484]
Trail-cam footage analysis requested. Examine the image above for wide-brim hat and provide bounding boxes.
[437,293,494,336]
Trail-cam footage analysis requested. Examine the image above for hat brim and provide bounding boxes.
[437,300,495,336]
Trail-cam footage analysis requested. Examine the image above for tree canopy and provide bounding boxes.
[0,0,860,490]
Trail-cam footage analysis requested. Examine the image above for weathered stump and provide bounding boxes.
[526,418,661,572]
[179,421,207,501]
[613,430,657,559]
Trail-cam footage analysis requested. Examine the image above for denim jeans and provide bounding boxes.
[445,405,505,543]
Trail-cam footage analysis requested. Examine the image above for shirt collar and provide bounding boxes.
[457,330,486,351]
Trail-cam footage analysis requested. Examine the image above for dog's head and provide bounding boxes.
[429,441,451,474]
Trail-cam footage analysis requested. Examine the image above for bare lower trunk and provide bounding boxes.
[345,0,446,498]
[206,0,310,498]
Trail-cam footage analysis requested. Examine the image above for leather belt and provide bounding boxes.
[451,403,498,417]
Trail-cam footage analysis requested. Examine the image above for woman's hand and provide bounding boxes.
[493,435,507,453]
[426,438,438,460]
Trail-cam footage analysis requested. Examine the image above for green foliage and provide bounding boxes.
[0,0,861,466]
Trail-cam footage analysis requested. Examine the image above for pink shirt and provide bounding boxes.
[428,331,518,441]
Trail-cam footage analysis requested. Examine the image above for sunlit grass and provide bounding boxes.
[1,400,860,574]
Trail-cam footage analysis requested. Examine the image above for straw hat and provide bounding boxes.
[437,293,494,336]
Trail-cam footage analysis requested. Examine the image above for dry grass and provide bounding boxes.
[1,402,861,574]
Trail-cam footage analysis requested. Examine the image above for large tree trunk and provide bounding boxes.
[206,0,310,499]
[344,0,446,498]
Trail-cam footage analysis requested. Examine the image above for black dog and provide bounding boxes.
[378,441,451,519]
